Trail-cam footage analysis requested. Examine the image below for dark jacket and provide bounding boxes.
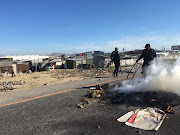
[111,51,120,63]
[137,48,157,64]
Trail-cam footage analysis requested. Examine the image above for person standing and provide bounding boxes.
[136,43,157,77]
[64,61,67,69]
[18,68,21,76]
[111,47,121,77]
[11,67,15,77]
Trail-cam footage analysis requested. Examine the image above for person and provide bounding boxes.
[64,61,67,69]
[38,63,41,72]
[111,47,121,77]
[136,43,157,77]
[11,67,15,77]
[18,69,21,76]
[35,65,37,72]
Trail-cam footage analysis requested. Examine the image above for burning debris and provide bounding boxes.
[110,58,180,131]
[109,58,180,112]
[118,58,180,95]
[108,91,180,113]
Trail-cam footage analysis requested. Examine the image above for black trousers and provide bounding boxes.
[113,62,120,76]
[12,72,15,77]
[142,62,150,77]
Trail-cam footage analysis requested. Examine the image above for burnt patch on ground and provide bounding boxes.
[107,91,180,111]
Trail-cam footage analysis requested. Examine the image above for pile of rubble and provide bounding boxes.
[0,80,26,91]
[50,68,113,78]
[77,84,110,108]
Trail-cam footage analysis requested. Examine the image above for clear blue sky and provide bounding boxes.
[0,0,180,55]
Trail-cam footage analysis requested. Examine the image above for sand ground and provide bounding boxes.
[0,68,116,91]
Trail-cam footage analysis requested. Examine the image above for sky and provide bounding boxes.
[0,0,180,55]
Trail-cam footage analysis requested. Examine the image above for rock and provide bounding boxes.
[135,130,141,134]
[77,104,84,108]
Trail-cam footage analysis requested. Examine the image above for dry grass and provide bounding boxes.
[77,84,110,108]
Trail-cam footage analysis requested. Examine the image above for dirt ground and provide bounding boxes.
[0,68,117,91]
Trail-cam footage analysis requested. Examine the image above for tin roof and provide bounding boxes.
[0,61,12,67]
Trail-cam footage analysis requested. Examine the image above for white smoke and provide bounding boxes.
[117,57,180,95]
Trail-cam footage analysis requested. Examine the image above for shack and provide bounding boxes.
[0,61,13,74]
[66,58,93,69]
[12,61,30,73]
[93,55,108,68]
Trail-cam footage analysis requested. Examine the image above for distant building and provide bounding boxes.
[0,61,29,75]
[0,58,13,61]
[13,61,29,73]
[1,55,49,64]
[77,51,93,57]
[171,45,180,51]
[0,61,12,74]
[80,53,86,57]
[93,51,107,68]
[94,51,104,56]
[125,50,143,55]
[93,55,108,68]
[66,58,93,69]
[86,51,93,57]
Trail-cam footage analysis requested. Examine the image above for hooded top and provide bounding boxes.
[111,50,120,62]
[137,48,157,64]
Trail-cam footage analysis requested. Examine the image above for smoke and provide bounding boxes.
[116,57,180,95]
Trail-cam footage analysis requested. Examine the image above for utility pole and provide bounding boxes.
[75,48,76,58]
[74,49,76,58]
[125,38,127,65]
[125,38,127,51]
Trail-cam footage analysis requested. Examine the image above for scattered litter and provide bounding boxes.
[98,68,102,71]
[117,107,166,131]
[89,84,109,99]
[89,85,102,91]
[124,69,134,73]
[51,68,113,78]
[90,87,96,90]
[77,103,84,108]
[96,94,101,98]
[0,80,26,91]
[77,99,92,108]
[97,125,101,129]
[78,83,110,108]
[166,106,174,114]
[95,85,102,90]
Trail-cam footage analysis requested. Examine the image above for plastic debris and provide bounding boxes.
[117,107,166,131]
[0,80,26,91]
